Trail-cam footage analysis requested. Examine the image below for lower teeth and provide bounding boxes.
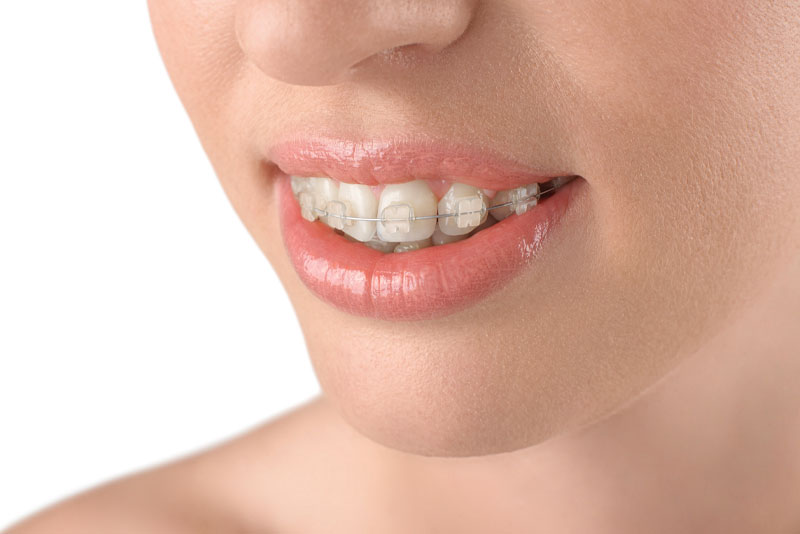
[292,176,571,252]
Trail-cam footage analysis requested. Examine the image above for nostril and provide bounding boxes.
[353,43,428,71]
[235,0,475,87]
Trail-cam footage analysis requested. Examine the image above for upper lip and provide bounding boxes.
[267,136,571,190]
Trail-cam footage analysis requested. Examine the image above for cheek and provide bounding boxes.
[550,0,800,326]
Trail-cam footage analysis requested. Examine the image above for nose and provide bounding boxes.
[235,0,475,86]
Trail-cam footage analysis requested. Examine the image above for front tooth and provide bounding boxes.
[337,183,378,241]
[437,183,488,236]
[376,180,437,242]
[432,226,468,246]
[393,238,432,253]
[309,177,339,228]
[490,183,539,220]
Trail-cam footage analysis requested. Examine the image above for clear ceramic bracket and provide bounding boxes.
[508,185,538,216]
[454,196,485,228]
[380,203,414,234]
[325,200,350,230]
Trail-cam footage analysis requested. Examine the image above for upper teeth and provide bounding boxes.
[489,183,539,221]
[309,177,339,227]
[376,180,437,242]
[337,182,378,242]
[290,175,567,247]
[437,183,488,236]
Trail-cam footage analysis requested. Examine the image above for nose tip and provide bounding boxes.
[235,0,475,86]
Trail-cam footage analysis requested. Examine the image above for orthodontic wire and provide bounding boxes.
[310,182,559,223]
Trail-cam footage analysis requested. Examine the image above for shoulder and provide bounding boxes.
[6,396,359,534]
[5,466,199,534]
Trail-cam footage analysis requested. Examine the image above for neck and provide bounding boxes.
[385,255,800,533]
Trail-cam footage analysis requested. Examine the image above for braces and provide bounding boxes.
[309,182,559,223]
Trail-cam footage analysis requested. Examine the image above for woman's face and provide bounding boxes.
[149,0,800,456]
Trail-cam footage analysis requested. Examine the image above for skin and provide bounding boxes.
[9,1,800,532]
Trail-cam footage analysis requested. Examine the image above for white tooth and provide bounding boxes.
[290,176,311,197]
[324,200,348,230]
[309,177,339,228]
[364,238,396,253]
[376,180,437,242]
[437,183,488,236]
[298,191,317,222]
[431,226,468,246]
[337,183,378,242]
[292,177,317,221]
[490,183,539,220]
[393,238,433,253]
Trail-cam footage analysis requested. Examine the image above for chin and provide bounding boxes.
[300,312,652,458]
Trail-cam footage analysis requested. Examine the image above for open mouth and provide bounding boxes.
[272,138,584,320]
[289,175,576,253]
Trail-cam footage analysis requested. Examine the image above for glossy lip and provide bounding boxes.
[276,159,583,321]
[269,137,569,191]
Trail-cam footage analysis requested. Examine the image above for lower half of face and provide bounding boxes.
[150,0,800,456]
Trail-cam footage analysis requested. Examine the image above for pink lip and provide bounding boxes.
[274,140,583,320]
[269,137,569,190]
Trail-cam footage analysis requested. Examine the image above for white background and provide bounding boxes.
[0,2,319,527]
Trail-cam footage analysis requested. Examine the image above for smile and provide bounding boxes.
[271,138,584,320]
[290,175,575,252]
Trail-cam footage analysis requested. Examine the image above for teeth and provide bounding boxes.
[490,183,539,221]
[309,177,340,228]
[437,183,488,236]
[291,175,311,196]
[337,183,378,241]
[431,226,468,246]
[394,239,433,253]
[324,200,349,230]
[292,174,556,252]
[290,177,316,221]
[376,180,437,242]
[298,190,318,222]
[292,176,341,224]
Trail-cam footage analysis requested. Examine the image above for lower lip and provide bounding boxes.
[278,174,582,321]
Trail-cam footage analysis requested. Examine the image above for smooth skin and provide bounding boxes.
[10,1,800,532]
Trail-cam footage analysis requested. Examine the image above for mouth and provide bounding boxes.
[272,138,584,320]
